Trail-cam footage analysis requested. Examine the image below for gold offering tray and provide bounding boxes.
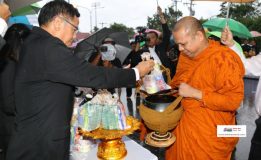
[78,116,140,139]
[78,116,140,160]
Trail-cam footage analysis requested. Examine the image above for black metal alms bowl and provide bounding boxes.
[143,95,177,112]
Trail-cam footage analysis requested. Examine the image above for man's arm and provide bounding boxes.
[158,6,170,50]
[44,41,154,89]
[221,26,261,77]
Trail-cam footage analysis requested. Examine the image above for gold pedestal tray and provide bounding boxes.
[79,116,140,160]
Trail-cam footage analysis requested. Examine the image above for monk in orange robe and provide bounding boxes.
[165,16,245,160]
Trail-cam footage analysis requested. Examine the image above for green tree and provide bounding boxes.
[218,2,228,18]
[109,22,135,38]
[147,6,182,31]
[218,2,261,19]
[93,26,99,32]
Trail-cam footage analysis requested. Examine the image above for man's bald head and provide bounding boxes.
[172,16,209,58]
[173,16,205,37]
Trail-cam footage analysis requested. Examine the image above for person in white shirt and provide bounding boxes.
[131,6,175,78]
[221,26,261,160]
[0,2,11,50]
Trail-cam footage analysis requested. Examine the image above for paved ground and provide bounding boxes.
[235,78,259,160]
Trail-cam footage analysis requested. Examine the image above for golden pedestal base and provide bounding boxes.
[98,138,127,160]
[145,131,176,148]
[79,116,140,160]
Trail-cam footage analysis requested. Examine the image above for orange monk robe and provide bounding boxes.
[166,40,245,160]
[139,44,199,141]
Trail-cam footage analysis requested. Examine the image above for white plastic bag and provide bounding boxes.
[142,63,171,94]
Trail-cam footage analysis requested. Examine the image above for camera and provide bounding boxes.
[100,46,108,52]
[135,27,149,43]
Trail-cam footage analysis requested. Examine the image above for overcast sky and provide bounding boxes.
[40,0,223,33]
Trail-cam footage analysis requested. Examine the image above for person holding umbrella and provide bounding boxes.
[222,26,261,160]
[131,6,175,78]
[166,16,244,160]
[5,1,154,160]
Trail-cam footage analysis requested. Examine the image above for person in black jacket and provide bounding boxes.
[130,6,176,78]
[5,1,154,160]
[0,23,30,160]
[123,41,139,98]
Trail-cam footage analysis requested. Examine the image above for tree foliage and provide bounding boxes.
[218,2,261,19]
[93,26,99,32]
[109,22,135,38]
[217,1,261,32]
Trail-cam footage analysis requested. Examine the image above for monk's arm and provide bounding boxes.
[169,53,192,88]
[201,51,244,112]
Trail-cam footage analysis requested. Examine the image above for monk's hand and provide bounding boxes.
[178,83,202,100]
[221,26,234,47]
[135,60,155,78]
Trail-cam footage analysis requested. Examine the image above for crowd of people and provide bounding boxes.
[0,1,154,160]
[0,0,260,160]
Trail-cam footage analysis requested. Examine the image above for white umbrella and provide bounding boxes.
[115,44,131,64]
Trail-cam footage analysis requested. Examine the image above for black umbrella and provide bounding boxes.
[74,27,131,63]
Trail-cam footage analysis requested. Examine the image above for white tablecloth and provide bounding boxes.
[70,136,158,160]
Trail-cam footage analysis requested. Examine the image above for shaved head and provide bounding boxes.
[172,16,209,58]
[173,16,205,37]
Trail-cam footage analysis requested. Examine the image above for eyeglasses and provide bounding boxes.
[59,16,79,33]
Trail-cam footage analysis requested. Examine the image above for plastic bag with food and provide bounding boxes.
[141,58,171,94]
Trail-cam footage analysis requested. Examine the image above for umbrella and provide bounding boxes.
[71,32,91,48]
[5,0,42,12]
[206,31,243,54]
[8,14,38,27]
[12,3,41,16]
[74,28,131,64]
[203,18,252,38]
[250,31,261,37]
[114,44,131,63]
